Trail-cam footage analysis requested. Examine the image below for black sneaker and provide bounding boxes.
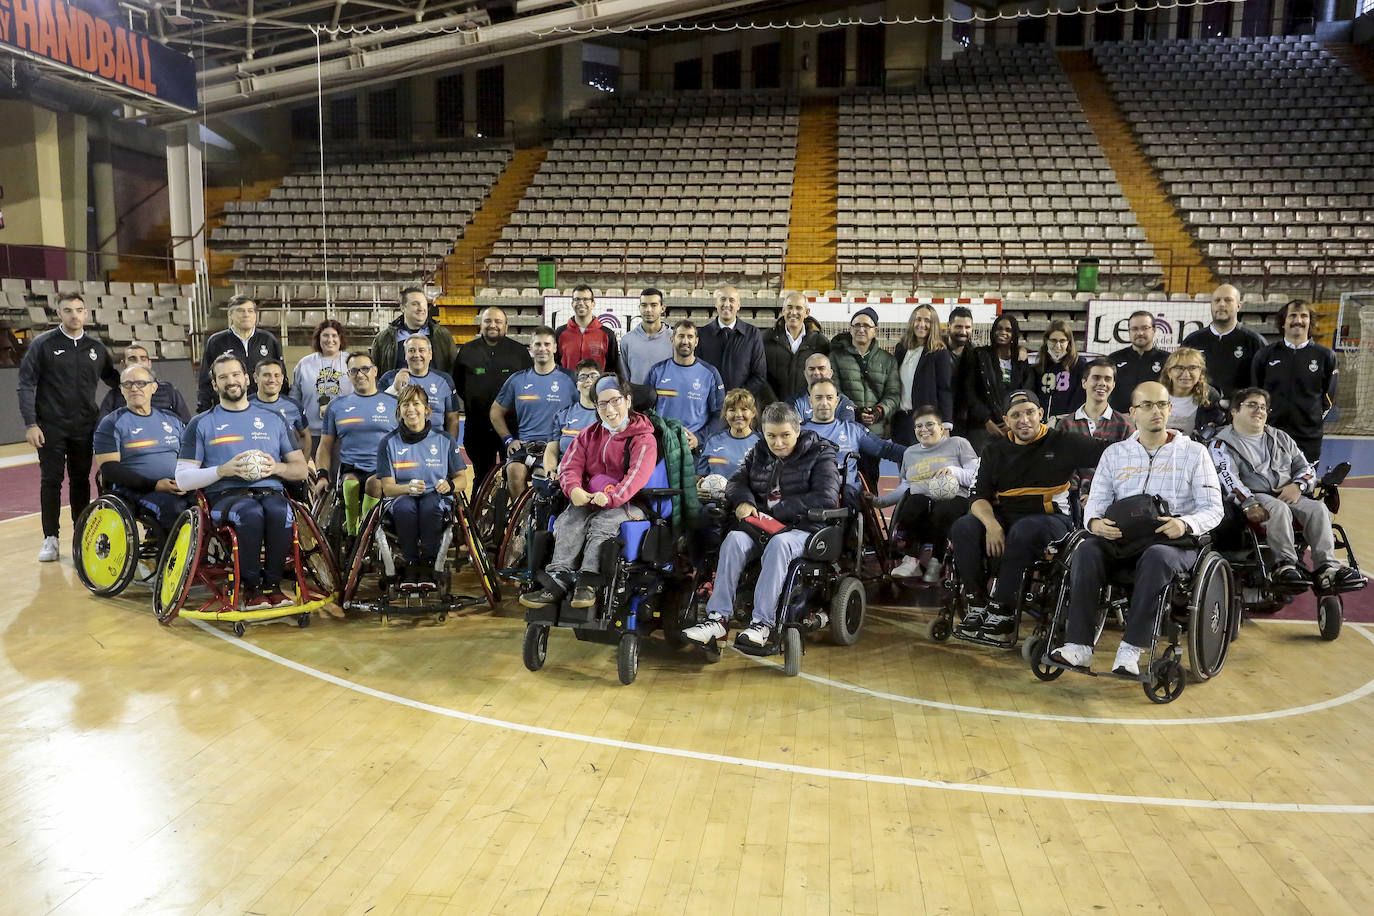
[957,608,987,633]
[520,588,561,608]
[980,605,1017,636]
[569,585,597,608]
[1274,564,1311,588]
[1334,566,1365,589]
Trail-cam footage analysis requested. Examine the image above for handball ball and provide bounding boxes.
[701,474,729,500]
[241,449,272,482]
[927,472,961,501]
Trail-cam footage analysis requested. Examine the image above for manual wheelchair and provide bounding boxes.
[341,491,501,624]
[1026,531,1239,703]
[469,440,548,555]
[152,491,340,635]
[1214,461,1365,641]
[72,486,184,598]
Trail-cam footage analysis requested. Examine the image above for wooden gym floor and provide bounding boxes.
[6,487,1374,914]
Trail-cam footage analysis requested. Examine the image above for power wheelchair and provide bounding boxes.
[153,491,340,635]
[1026,531,1239,703]
[340,491,501,624]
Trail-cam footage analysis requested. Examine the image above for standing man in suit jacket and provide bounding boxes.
[697,285,768,399]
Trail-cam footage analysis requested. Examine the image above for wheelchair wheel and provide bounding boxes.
[495,487,535,581]
[1024,633,1064,681]
[294,501,340,599]
[342,507,382,605]
[1318,595,1342,641]
[928,616,952,642]
[470,465,511,553]
[153,509,203,625]
[1186,552,1233,682]
[523,623,549,671]
[782,627,802,677]
[73,496,141,597]
[828,576,866,646]
[617,632,639,685]
[1145,658,1186,704]
[456,496,503,608]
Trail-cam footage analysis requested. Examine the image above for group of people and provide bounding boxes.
[19,281,1354,672]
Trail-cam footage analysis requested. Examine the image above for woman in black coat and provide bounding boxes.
[964,312,1037,452]
[892,304,956,446]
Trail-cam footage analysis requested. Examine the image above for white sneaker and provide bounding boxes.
[681,618,726,647]
[38,536,59,563]
[1112,643,1145,676]
[922,558,944,583]
[738,622,771,646]
[892,556,923,579]
[1051,643,1093,668]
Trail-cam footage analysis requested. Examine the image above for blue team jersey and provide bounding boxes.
[94,406,185,482]
[323,391,398,471]
[644,358,725,435]
[495,367,575,443]
[375,428,467,489]
[378,367,457,431]
[250,394,307,435]
[180,403,298,495]
[794,391,857,424]
[555,401,599,455]
[696,430,759,477]
[802,417,900,488]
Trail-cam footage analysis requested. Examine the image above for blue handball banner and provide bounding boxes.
[0,0,197,112]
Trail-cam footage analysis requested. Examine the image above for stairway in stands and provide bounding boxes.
[783,97,839,292]
[436,146,547,340]
[1059,51,1215,297]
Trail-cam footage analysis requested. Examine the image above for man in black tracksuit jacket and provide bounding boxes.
[1107,310,1169,414]
[949,389,1108,637]
[1179,283,1266,398]
[1252,299,1337,463]
[196,295,285,411]
[17,292,119,557]
[451,307,533,487]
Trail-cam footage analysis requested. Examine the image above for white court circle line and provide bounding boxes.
[734,618,1374,726]
[191,619,1374,814]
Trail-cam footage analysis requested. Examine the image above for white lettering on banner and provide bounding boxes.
[1084,299,1212,356]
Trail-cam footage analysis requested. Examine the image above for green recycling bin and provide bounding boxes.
[537,256,557,291]
[1076,257,1099,294]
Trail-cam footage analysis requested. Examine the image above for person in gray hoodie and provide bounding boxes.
[1209,387,1362,591]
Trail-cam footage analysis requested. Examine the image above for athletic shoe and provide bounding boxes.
[38,536,58,563]
[266,591,293,608]
[681,618,726,647]
[957,608,987,634]
[891,556,923,579]
[922,558,944,584]
[1273,563,1310,587]
[737,622,771,646]
[519,588,561,608]
[1049,643,1093,668]
[979,605,1017,637]
[569,586,597,608]
[243,591,272,611]
[1334,566,1366,589]
[1112,642,1144,677]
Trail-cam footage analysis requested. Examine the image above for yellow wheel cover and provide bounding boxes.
[80,506,128,588]
[159,522,194,607]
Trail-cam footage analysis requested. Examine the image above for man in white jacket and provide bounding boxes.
[1051,381,1224,675]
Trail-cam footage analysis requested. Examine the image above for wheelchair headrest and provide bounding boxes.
[629,383,658,414]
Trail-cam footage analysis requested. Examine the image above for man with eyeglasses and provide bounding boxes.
[492,326,575,499]
[453,306,533,490]
[18,291,120,562]
[315,353,396,537]
[98,343,192,423]
[92,364,189,545]
[1181,283,1266,397]
[1209,387,1362,591]
[542,360,603,474]
[801,378,903,494]
[643,320,726,450]
[829,306,900,489]
[1107,310,1168,414]
[196,295,285,412]
[555,285,620,374]
[369,286,457,375]
[619,288,673,384]
[1252,298,1337,463]
[791,353,857,423]
[1050,382,1224,675]
[696,285,768,398]
[950,389,1107,639]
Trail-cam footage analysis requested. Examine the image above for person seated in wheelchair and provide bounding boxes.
[872,404,977,583]
[374,384,471,587]
[490,325,575,499]
[540,359,602,476]
[175,353,310,609]
[1050,382,1225,675]
[801,378,905,500]
[680,402,842,649]
[519,375,658,610]
[1209,387,1362,592]
[92,364,190,544]
[696,388,760,499]
[314,352,395,537]
[950,390,1108,637]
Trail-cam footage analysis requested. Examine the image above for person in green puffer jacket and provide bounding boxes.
[646,411,700,531]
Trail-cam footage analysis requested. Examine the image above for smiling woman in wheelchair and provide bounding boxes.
[374,384,470,586]
[680,401,841,649]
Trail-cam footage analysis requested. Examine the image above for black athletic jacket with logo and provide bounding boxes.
[1106,345,1168,413]
[1252,339,1337,444]
[196,327,285,411]
[17,327,119,436]
[971,426,1109,516]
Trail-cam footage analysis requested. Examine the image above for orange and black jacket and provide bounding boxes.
[970,425,1109,516]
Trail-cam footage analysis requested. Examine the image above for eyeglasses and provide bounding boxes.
[596,395,623,410]
[1132,400,1170,411]
[572,296,595,304]
[850,322,876,330]
[1168,365,1204,374]
[913,421,941,431]
[347,366,375,376]
[1239,401,1269,412]
[576,373,601,382]
[119,380,153,391]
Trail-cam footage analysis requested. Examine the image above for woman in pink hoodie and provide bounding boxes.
[520,375,658,610]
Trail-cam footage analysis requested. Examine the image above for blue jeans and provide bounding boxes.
[707,528,811,627]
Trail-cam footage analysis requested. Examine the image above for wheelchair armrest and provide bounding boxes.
[637,487,680,500]
[806,507,849,523]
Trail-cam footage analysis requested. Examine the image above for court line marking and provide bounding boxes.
[0,454,39,469]
[734,617,1374,726]
[190,618,1374,814]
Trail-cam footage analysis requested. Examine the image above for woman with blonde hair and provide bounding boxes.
[1159,346,1226,439]
[892,304,955,446]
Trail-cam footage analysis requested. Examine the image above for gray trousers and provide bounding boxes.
[707,528,811,627]
[548,503,642,579]
[1066,540,1198,648]
[1254,493,1336,568]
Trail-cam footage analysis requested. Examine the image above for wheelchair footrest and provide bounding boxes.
[953,630,1019,650]
[732,638,780,658]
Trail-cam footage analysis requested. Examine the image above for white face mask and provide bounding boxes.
[1047,342,1068,362]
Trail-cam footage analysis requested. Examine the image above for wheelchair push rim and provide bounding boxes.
[291,497,341,604]
[457,495,503,609]
[1186,553,1233,681]
[73,496,140,597]
[153,508,203,624]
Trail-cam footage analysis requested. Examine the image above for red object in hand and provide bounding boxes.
[743,513,786,535]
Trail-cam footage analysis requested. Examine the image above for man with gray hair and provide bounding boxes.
[681,402,841,649]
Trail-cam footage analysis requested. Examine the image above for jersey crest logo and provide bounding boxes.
[692,379,702,391]
[1309,360,1318,373]
[430,444,438,455]
[259,345,268,356]
[163,422,175,433]
[550,381,559,392]
[1150,362,1161,373]
[1234,346,1244,359]
[253,417,265,430]
[429,383,437,394]
[89,350,97,361]
[376,402,386,412]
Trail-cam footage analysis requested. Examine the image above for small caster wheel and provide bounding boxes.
[1145,658,1186,704]
[1026,635,1063,681]
[379,613,390,626]
[296,613,311,628]
[1318,595,1342,641]
[436,611,448,623]
[928,616,952,642]
[782,627,802,677]
[232,621,246,637]
[523,623,549,672]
